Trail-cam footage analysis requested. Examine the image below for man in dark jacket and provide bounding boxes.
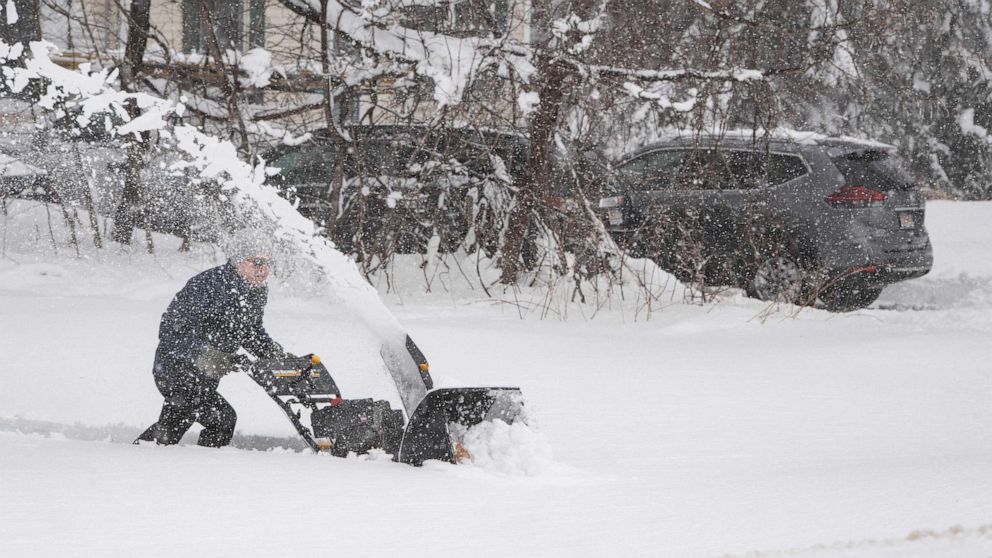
[136,230,290,447]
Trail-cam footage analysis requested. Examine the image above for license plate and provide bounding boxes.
[898,212,915,229]
[607,208,623,225]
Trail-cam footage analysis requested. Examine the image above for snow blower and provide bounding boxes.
[247,339,525,465]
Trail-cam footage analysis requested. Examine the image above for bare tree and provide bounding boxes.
[111,0,153,248]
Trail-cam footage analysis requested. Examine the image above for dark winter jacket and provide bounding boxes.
[154,263,282,386]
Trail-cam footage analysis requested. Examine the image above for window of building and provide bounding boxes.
[182,0,265,54]
[451,0,509,35]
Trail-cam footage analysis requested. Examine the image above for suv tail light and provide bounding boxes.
[825,185,887,208]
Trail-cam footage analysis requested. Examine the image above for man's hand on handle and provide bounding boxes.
[195,345,250,379]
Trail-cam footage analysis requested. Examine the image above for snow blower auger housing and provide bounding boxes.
[248,351,525,466]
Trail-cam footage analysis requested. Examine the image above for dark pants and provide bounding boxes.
[136,355,237,447]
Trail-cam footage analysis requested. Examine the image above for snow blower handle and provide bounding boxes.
[238,354,317,374]
[242,353,330,398]
[285,354,322,386]
[299,354,320,376]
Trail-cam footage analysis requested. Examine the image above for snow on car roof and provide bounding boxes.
[660,128,894,147]
[753,128,896,150]
[619,128,896,162]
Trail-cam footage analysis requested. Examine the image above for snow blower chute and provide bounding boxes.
[247,338,525,466]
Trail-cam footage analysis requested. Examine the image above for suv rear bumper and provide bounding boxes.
[828,254,932,288]
[819,231,932,283]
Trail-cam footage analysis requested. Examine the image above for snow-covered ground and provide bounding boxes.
[1,200,991,557]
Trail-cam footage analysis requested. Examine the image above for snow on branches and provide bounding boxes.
[278,0,535,106]
[550,1,608,55]
[0,39,414,354]
[272,0,776,121]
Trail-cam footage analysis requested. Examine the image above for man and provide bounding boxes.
[136,229,290,447]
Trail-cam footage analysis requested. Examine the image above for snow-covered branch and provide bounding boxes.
[278,0,535,106]
[550,1,609,55]
[587,64,766,83]
[0,39,416,379]
[274,0,776,117]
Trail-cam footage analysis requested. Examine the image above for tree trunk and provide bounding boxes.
[319,0,347,235]
[498,56,572,284]
[112,143,147,245]
[71,141,103,248]
[111,0,152,245]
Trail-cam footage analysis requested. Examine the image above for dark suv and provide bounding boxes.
[597,133,933,311]
[265,126,527,258]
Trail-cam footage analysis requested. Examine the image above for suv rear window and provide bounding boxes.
[724,150,808,189]
[831,150,914,190]
[616,149,686,190]
[618,148,808,191]
[677,149,735,190]
[766,153,808,185]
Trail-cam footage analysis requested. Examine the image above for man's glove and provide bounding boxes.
[231,353,253,369]
[195,345,244,379]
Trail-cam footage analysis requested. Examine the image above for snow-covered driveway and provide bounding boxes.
[2,201,991,557]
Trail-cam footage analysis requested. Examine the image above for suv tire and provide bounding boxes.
[747,252,806,304]
[817,280,882,312]
[742,228,813,306]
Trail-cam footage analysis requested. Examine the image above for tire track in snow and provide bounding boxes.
[0,416,308,452]
[719,524,992,557]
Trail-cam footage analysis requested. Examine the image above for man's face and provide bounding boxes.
[235,254,271,286]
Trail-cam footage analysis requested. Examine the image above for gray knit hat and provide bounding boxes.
[226,228,275,264]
